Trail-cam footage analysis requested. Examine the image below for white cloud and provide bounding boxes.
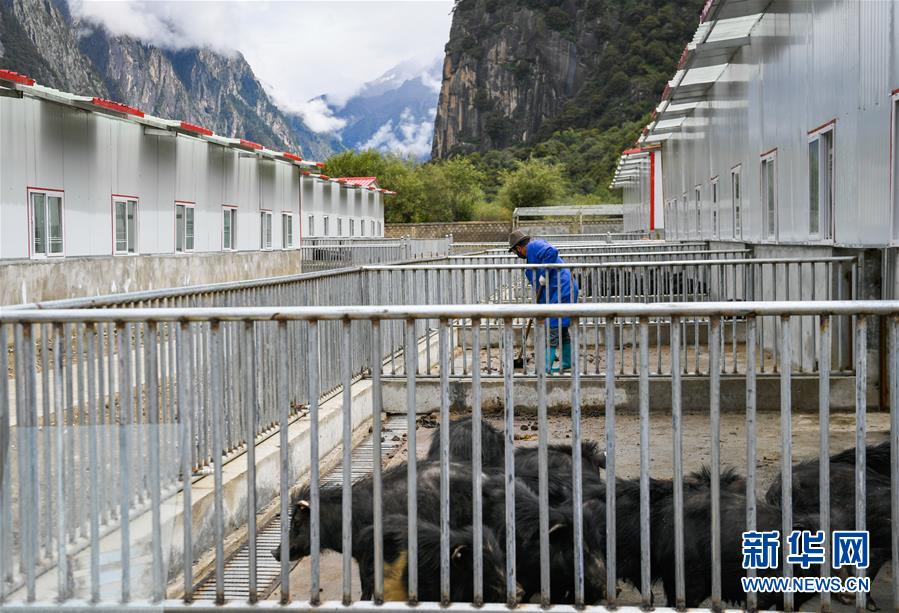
[290,98,347,133]
[362,107,435,158]
[67,1,453,109]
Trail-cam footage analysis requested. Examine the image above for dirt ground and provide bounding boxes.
[285,409,893,609]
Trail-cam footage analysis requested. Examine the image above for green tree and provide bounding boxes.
[496,158,567,211]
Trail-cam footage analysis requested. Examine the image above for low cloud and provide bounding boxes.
[279,97,347,133]
[362,107,435,158]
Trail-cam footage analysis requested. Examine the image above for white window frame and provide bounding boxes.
[360,218,365,237]
[371,219,376,236]
[337,217,343,237]
[892,91,899,244]
[350,218,355,237]
[761,150,778,240]
[260,210,273,250]
[282,212,294,249]
[710,177,719,239]
[113,195,139,255]
[28,188,65,258]
[730,165,742,239]
[323,216,330,237]
[175,201,195,253]
[808,122,835,241]
[308,214,315,237]
[222,206,237,251]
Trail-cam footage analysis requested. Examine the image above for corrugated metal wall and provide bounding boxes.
[660,0,898,248]
[0,95,383,259]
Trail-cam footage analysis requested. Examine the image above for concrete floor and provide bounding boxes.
[283,409,893,609]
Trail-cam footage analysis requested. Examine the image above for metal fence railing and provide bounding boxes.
[1,301,896,611]
[299,237,452,271]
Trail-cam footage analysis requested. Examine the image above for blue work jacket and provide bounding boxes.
[523,239,579,328]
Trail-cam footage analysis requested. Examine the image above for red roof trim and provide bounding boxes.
[315,162,325,168]
[282,152,303,162]
[91,97,144,117]
[302,171,312,176]
[0,69,35,86]
[318,174,331,180]
[677,45,690,69]
[239,139,262,150]
[622,148,643,155]
[699,0,715,22]
[180,121,213,136]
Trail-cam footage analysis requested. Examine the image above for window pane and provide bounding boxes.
[127,201,137,252]
[186,207,194,250]
[766,161,776,237]
[47,196,63,254]
[176,205,184,252]
[32,193,46,255]
[224,209,232,249]
[823,131,834,239]
[809,139,820,235]
[116,201,127,252]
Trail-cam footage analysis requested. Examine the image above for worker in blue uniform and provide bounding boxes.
[509,229,579,373]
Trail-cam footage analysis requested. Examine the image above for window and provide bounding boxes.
[808,126,834,240]
[360,219,365,237]
[175,202,195,252]
[337,217,343,236]
[710,178,719,238]
[323,216,330,237]
[371,220,376,236]
[30,190,64,257]
[761,152,777,239]
[350,218,355,237]
[282,213,294,248]
[113,197,138,254]
[308,214,315,236]
[894,94,899,242]
[223,206,237,250]
[731,166,742,239]
[694,186,702,237]
[260,211,273,250]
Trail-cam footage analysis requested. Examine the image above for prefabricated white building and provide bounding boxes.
[0,71,388,263]
[612,147,663,235]
[613,0,899,250]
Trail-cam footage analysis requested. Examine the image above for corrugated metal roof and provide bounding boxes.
[0,70,322,169]
[338,177,380,188]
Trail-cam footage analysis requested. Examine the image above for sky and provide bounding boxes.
[68,0,454,131]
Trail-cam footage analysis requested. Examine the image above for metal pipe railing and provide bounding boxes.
[1,301,896,611]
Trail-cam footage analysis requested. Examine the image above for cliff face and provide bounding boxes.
[0,0,339,158]
[432,0,702,158]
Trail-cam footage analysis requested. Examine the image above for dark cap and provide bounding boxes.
[508,229,530,251]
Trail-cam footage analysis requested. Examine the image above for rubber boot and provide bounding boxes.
[546,346,558,374]
[560,341,572,371]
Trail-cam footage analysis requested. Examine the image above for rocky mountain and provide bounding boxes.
[432,0,703,158]
[0,0,339,159]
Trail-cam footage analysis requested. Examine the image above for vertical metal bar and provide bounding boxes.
[146,323,164,603]
[604,316,616,607]
[889,315,898,613]
[502,318,517,607]
[178,322,194,602]
[438,319,451,606]
[471,318,484,606]
[308,321,322,605]
[15,324,36,600]
[64,322,75,542]
[40,324,52,554]
[246,321,259,603]
[371,320,384,604]
[638,317,651,607]
[535,319,550,607]
[279,324,292,603]
[780,315,793,612]
[210,321,225,605]
[341,320,353,606]
[745,316,758,611]
[404,319,418,603]
[118,322,133,603]
[53,324,69,601]
[0,324,7,604]
[709,316,722,608]
[86,325,100,602]
[671,316,685,608]
[571,320,584,608]
[854,315,867,611]
[818,316,831,612]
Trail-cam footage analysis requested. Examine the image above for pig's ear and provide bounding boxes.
[297,500,310,513]
[452,544,468,561]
